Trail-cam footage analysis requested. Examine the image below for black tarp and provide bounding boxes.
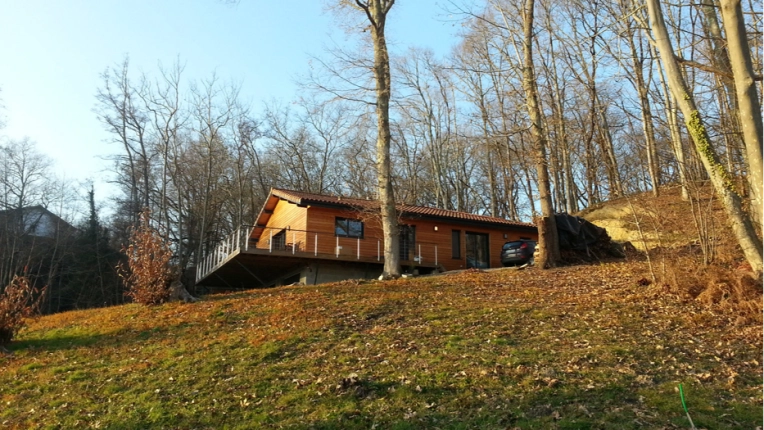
[555,213,608,251]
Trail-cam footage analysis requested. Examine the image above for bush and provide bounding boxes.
[117,210,175,305]
[662,259,763,326]
[0,275,45,346]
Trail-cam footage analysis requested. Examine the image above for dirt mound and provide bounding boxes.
[578,183,761,322]
[579,184,739,259]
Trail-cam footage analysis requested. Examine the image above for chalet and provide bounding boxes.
[195,188,537,288]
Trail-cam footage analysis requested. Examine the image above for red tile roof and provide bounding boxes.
[271,188,535,229]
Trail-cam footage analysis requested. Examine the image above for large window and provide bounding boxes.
[335,217,364,238]
[465,232,490,269]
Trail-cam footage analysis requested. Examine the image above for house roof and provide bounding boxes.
[0,205,77,237]
[269,188,535,229]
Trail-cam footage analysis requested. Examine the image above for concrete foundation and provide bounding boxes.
[300,262,383,285]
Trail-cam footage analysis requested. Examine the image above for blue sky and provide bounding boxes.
[0,1,459,210]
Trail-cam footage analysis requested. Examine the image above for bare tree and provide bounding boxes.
[603,0,662,196]
[262,98,349,194]
[346,0,400,278]
[0,138,55,287]
[139,59,187,234]
[0,138,52,211]
[95,57,154,229]
[516,0,559,267]
[719,0,763,230]
[645,0,762,273]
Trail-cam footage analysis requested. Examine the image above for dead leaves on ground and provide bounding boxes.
[2,259,762,428]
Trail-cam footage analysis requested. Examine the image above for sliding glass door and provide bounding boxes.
[465,232,489,268]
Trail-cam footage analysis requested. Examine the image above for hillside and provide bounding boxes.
[2,259,762,429]
[579,184,740,257]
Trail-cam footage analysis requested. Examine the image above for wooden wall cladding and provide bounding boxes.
[306,206,385,258]
[261,201,538,270]
[257,199,308,250]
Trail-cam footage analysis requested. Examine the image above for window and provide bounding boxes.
[271,230,286,250]
[399,225,416,260]
[335,217,364,238]
[452,230,461,259]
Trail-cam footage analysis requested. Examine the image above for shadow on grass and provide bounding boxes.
[10,333,109,352]
[9,323,186,353]
[276,380,760,430]
[8,322,312,373]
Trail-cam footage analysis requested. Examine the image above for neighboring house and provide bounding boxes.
[195,188,537,289]
[0,205,76,239]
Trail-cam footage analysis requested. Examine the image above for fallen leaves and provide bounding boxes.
[1,260,761,429]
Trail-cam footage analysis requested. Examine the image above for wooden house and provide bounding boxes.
[195,188,537,288]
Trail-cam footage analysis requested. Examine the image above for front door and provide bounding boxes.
[399,225,416,261]
[465,232,489,268]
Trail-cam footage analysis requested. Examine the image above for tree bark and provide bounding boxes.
[356,0,400,278]
[652,41,690,200]
[719,0,763,231]
[170,279,198,303]
[626,22,661,196]
[521,0,559,268]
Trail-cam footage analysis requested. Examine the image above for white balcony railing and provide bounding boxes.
[195,226,442,283]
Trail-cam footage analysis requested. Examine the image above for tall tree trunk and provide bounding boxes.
[646,0,762,273]
[720,0,763,231]
[521,0,559,268]
[356,0,400,278]
[627,26,661,196]
[595,93,623,198]
[479,107,499,217]
[652,42,690,200]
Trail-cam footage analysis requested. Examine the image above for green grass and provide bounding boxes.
[1,262,761,429]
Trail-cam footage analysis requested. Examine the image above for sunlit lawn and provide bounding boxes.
[1,262,761,429]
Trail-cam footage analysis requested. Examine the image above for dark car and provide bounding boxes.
[501,240,536,266]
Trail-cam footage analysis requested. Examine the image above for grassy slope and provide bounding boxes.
[1,262,761,429]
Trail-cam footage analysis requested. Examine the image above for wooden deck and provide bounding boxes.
[194,246,442,289]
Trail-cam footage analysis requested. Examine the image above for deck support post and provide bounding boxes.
[315,234,318,256]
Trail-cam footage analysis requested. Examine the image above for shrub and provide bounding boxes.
[662,260,763,325]
[0,275,45,346]
[117,210,175,305]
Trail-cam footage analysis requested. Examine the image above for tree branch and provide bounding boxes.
[354,0,377,28]
[675,55,734,79]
